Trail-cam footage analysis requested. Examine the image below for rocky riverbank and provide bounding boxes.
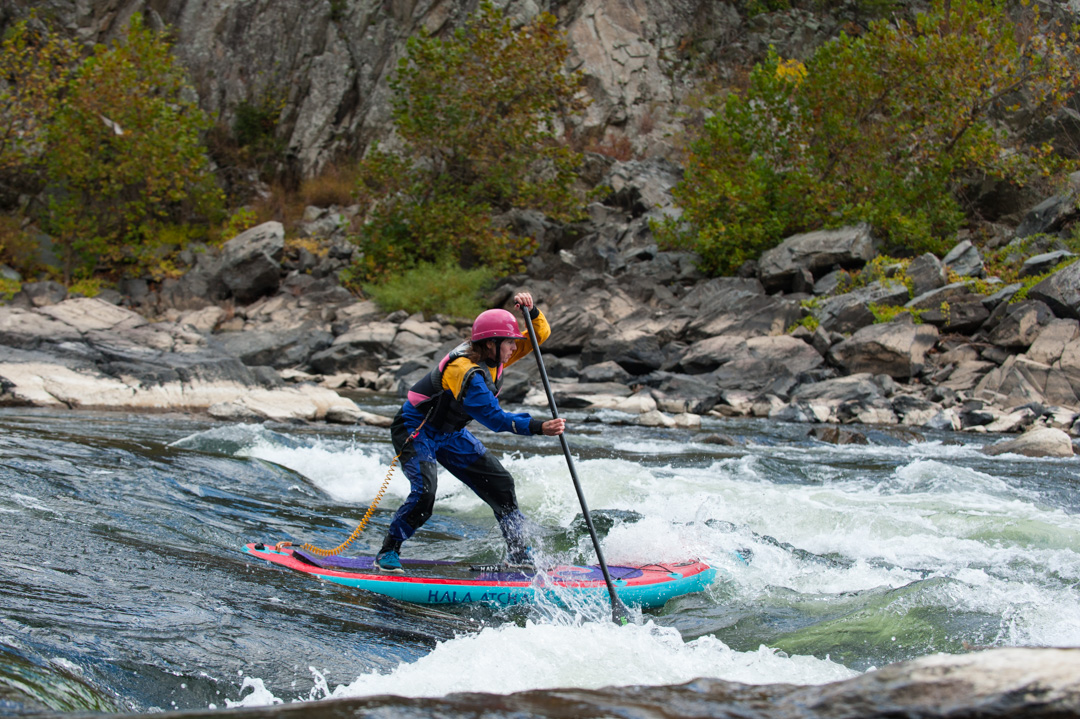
[1,160,1078,458]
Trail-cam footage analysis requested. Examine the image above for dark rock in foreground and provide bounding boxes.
[200,648,1080,719]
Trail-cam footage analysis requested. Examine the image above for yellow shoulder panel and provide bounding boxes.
[442,357,478,399]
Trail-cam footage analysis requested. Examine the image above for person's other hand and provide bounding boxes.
[542,418,566,436]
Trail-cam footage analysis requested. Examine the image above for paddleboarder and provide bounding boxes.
[375,291,566,573]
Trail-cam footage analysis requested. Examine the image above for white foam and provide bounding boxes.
[220,424,1080,694]
[321,621,857,701]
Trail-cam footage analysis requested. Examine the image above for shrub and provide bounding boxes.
[0,16,80,186]
[222,208,259,241]
[361,262,496,319]
[68,277,106,297]
[0,277,20,300]
[34,15,223,281]
[660,0,1080,276]
[0,215,43,277]
[349,1,587,281]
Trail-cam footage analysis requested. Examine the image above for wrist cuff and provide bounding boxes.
[529,306,540,320]
[529,418,546,435]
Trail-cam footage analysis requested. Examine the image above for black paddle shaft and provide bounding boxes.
[520,306,631,625]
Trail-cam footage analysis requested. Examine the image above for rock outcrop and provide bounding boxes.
[1,0,791,175]
[0,297,357,423]
[2,160,1080,449]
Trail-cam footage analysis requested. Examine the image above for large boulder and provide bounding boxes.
[905,281,975,311]
[1025,319,1080,366]
[642,371,722,413]
[974,352,1080,410]
[684,294,801,340]
[939,360,997,391]
[213,326,334,369]
[538,304,617,355]
[791,373,884,404]
[306,320,399,374]
[10,281,67,308]
[678,335,750,374]
[982,427,1075,457]
[758,224,877,293]
[162,223,287,309]
[1019,250,1076,278]
[580,334,665,375]
[745,335,825,375]
[985,300,1056,349]
[905,253,947,297]
[217,222,286,304]
[828,320,939,380]
[712,357,797,395]
[941,239,984,278]
[919,293,991,334]
[1026,260,1080,320]
[784,373,887,424]
[675,277,801,340]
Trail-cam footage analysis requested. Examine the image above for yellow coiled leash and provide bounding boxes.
[275,416,428,557]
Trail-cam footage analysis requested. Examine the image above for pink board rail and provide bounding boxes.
[242,542,716,608]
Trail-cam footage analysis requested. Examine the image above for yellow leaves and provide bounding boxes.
[775,58,808,85]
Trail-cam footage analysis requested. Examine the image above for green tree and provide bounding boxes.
[0,16,81,195]
[351,1,587,281]
[661,0,1080,276]
[39,15,222,282]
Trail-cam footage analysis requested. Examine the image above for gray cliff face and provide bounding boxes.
[2,0,808,175]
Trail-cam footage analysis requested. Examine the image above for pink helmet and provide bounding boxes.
[472,309,525,341]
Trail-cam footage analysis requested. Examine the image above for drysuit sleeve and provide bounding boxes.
[459,372,545,435]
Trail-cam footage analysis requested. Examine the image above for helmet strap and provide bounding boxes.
[484,339,504,366]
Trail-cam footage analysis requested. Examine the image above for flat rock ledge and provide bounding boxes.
[0,298,357,424]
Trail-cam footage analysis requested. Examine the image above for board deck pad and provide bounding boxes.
[292,546,646,582]
[244,542,716,608]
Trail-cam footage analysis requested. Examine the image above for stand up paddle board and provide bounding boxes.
[243,543,715,609]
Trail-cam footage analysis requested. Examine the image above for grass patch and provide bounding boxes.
[300,164,357,208]
[869,302,925,324]
[362,262,496,319]
[0,277,21,301]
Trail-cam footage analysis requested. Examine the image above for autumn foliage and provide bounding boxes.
[349,1,587,282]
[1,15,222,282]
[661,0,1080,276]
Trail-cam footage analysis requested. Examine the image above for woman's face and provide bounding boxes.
[498,339,516,364]
[484,339,515,364]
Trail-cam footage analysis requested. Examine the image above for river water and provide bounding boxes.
[1,400,1078,716]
